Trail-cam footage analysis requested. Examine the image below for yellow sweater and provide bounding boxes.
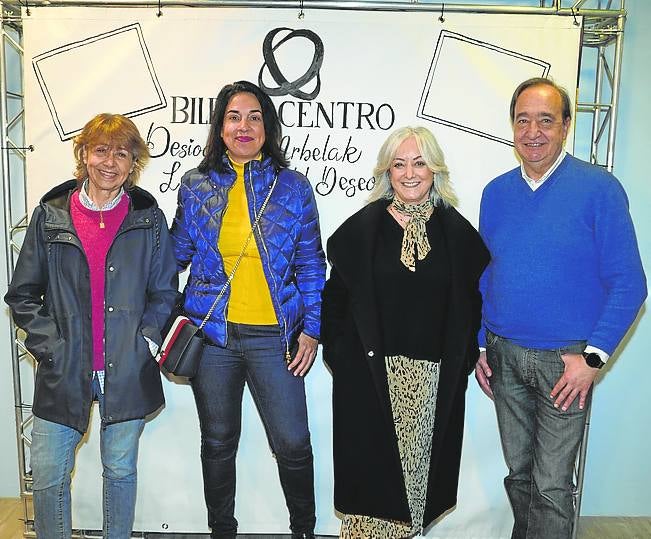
[218,159,277,324]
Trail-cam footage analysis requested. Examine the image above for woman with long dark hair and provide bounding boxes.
[171,81,325,539]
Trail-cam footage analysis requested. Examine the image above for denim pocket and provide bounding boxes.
[555,341,587,363]
[485,329,500,347]
[557,341,586,356]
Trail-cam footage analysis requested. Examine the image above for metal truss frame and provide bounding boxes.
[2,1,34,537]
[0,1,626,537]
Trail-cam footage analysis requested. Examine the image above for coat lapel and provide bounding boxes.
[331,200,394,426]
[330,201,486,453]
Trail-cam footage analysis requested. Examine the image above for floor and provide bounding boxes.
[2,498,651,538]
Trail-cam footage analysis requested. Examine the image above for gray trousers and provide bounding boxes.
[486,330,590,539]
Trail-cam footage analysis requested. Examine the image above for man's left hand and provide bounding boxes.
[550,353,600,411]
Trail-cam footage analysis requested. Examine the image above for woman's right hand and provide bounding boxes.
[287,332,318,377]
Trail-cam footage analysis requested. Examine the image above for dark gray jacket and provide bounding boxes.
[5,180,178,432]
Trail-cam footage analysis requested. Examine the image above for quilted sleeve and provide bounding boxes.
[294,178,326,340]
[170,174,196,272]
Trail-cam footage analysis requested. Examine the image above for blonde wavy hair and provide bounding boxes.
[368,126,458,207]
[72,113,150,188]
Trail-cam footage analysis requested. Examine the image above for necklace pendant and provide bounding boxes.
[99,222,105,229]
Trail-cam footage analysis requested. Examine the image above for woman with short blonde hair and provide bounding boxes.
[369,125,457,207]
[322,125,488,538]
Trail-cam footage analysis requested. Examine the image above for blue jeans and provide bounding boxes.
[192,323,315,538]
[486,331,590,539]
[31,379,145,539]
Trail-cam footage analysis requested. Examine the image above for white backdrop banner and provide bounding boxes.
[23,6,581,537]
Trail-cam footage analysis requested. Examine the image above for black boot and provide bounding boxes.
[291,534,315,539]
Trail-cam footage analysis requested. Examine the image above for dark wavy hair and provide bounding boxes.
[509,77,572,124]
[198,80,288,174]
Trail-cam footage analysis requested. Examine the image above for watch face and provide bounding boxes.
[584,352,604,369]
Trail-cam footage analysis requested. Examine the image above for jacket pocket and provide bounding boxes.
[35,336,66,366]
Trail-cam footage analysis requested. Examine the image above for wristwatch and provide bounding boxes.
[582,351,605,369]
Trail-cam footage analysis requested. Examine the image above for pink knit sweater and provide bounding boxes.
[70,191,129,372]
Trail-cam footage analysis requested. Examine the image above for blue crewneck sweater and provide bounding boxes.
[479,154,646,354]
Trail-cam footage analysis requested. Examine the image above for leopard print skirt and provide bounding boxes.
[340,355,440,539]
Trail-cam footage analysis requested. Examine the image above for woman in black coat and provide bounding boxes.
[321,126,489,538]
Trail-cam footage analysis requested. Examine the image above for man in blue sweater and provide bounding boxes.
[475,77,646,539]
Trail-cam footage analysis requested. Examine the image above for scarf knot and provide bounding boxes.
[392,199,433,272]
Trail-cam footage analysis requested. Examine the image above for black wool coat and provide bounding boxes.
[321,199,489,527]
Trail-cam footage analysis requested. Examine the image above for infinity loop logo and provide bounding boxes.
[258,27,324,101]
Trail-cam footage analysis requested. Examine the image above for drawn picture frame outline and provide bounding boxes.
[417,30,551,146]
[32,23,167,141]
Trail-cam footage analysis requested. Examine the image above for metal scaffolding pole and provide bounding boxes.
[606,13,625,170]
[577,3,626,172]
[570,4,626,538]
[1,0,34,536]
[0,0,629,18]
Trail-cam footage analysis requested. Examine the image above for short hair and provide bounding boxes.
[509,77,573,123]
[199,80,288,174]
[368,126,458,207]
[73,113,150,187]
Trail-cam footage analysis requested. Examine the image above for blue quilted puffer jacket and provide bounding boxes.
[170,155,326,353]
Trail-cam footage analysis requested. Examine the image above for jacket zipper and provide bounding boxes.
[97,211,153,419]
[219,177,236,348]
[102,209,156,408]
[246,165,290,360]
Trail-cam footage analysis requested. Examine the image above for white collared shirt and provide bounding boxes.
[79,179,126,210]
[520,150,567,191]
